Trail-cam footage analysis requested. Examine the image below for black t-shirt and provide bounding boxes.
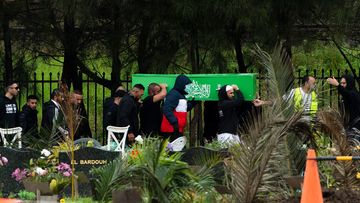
[0,96,18,128]
[140,96,162,135]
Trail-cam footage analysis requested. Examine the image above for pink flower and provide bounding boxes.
[0,155,8,166]
[57,162,72,176]
[12,168,27,181]
[2,157,8,165]
[63,171,71,177]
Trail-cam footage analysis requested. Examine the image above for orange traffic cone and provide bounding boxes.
[300,149,323,203]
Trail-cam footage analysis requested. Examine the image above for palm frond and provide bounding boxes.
[253,43,295,100]
[315,108,360,188]
[225,43,313,202]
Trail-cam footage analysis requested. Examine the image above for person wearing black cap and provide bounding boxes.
[0,82,20,129]
[328,75,360,139]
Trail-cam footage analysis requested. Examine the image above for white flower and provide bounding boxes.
[135,135,143,145]
[41,149,51,157]
[35,167,47,176]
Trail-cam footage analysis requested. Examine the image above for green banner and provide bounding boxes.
[132,74,257,101]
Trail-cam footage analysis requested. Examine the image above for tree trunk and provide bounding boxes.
[62,13,81,91]
[137,18,151,73]
[233,34,247,73]
[3,12,13,84]
[189,28,203,147]
[110,17,122,92]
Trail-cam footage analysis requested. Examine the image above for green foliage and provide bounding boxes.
[225,44,315,202]
[293,42,348,73]
[91,138,218,203]
[17,190,36,200]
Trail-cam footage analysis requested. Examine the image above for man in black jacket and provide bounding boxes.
[19,95,39,138]
[70,90,92,140]
[116,84,144,145]
[103,89,127,134]
[217,84,244,145]
[327,75,360,139]
[41,89,65,136]
[140,83,167,136]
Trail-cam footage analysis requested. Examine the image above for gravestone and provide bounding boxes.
[59,147,120,196]
[0,147,40,195]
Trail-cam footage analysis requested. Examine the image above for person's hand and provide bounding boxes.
[159,83,168,88]
[232,84,239,90]
[253,99,264,107]
[327,77,339,86]
[128,133,135,143]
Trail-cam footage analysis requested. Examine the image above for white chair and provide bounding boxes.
[0,127,23,148]
[171,136,186,151]
[106,125,130,157]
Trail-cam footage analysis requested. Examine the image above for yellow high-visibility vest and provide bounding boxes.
[293,87,318,115]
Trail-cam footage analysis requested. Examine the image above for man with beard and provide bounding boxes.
[19,95,39,138]
[70,90,92,140]
[328,75,360,140]
[116,84,145,145]
[217,84,244,145]
[41,89,66,136]
[285,75,318,122]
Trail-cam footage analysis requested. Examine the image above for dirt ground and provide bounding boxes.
[323,188,360,203]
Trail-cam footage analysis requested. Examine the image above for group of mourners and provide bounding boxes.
[0,82,91,146]
[1,73,359,148]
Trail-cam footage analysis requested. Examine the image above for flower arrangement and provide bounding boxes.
[11,149,72,194]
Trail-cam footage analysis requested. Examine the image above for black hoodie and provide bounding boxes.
[338,74,360,129]
[19,104,38,136]
[162,74,195,129]
[0,95,18,128]
[218,85,244,135]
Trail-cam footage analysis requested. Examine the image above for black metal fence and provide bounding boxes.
[1,72,131,143]
[2,69,359,143]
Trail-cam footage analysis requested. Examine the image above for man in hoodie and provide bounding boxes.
[19,95,39,138]
[217,84,244,145]
[116,84,145,145]
[0,82,20,145]
[327,75,360,139]
[161,74,196,142]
